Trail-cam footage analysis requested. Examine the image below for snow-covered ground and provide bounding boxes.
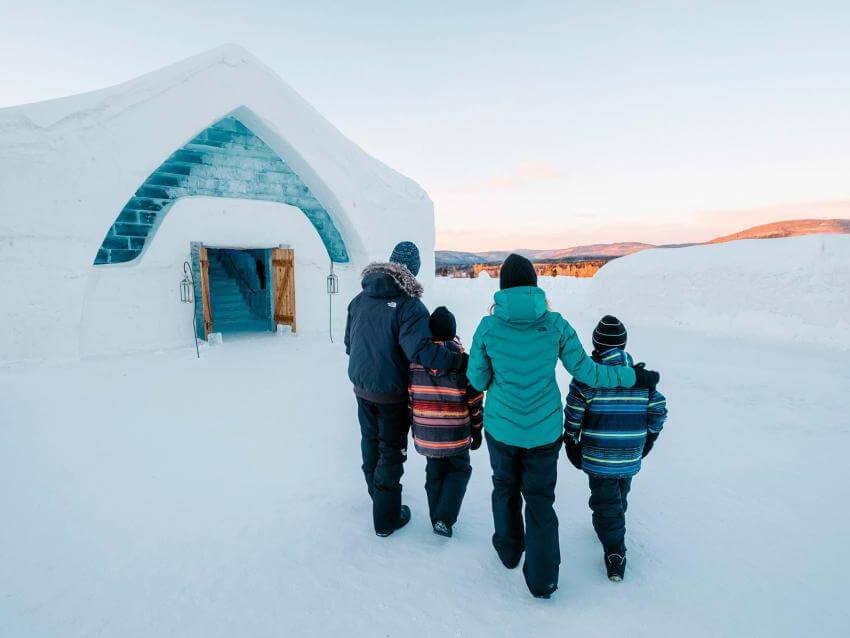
[2,237,849,637]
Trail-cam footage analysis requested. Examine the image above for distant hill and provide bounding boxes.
[433,251,487,266]
[436,219,850,267]
[707,219,850,244]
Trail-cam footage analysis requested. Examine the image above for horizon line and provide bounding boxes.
[435,200,850,252]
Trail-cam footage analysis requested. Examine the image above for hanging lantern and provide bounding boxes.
[327,263,339,295]
[181,261,200,359]
[327,262,339,343]
[180,266,194,303]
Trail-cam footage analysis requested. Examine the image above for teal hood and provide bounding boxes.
[492,286,548,323]
[467,293,637,449]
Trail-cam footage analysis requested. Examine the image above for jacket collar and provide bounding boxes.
[361,262,424,299]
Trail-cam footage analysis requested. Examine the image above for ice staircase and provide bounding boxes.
[208,253,269,333]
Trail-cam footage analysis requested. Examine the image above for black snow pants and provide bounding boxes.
[425,451,472,527]
[486,431,562,597]
[588,475,632,554]
[357,397,410,535]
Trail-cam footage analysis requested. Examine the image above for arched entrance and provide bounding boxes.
[92,115,350,266]
[192,243,296,339]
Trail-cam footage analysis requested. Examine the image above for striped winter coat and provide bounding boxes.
[564,349,667,478]
[409,339,484,458]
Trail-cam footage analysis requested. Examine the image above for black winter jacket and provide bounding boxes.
[345,263,461,403]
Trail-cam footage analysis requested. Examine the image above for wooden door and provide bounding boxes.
[199,246,213,338]
[272,248,296,332]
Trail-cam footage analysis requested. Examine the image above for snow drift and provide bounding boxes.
[3,279,849,637]
[588,234,850,349]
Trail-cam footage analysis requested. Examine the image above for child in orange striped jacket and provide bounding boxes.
[409,307,483,537]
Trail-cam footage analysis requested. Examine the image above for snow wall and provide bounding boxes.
[80,198,358,357]
[588,234,850,349]
[0,45,435,363]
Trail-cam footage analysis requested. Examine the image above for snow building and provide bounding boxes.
[0,45,435,362]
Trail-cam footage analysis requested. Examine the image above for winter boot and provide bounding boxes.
[433,521,453,538]
[604,550,627,582]
[523,563,557,599]
[496,551,522,570]
[376,505,411,537]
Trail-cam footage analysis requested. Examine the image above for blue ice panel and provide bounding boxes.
[94,116,349,264]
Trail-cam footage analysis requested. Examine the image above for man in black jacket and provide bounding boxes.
[345,241,465,537]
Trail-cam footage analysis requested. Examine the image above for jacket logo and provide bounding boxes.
[387,301,397,308]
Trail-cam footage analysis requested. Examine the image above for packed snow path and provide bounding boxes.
[2,278,848,637]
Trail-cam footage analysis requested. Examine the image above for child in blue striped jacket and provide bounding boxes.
[563,315,667,582]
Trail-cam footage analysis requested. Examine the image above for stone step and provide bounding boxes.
[211,295,242,304]
[213,300,248,309]
[212,306,250,317]
[213,318,270,333]
[214,313,254,324]
[215,315,267,323]
[207,259,259,325]
[212,294,247,304]
[210,277,238,284]
[211,292,243,299]
[210,283,241,291]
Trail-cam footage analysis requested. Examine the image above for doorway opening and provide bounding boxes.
[194,245,296,338]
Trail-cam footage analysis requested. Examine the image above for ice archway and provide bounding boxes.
[93,115,350,265]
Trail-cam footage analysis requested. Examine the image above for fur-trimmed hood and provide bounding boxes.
[361,262,424,298]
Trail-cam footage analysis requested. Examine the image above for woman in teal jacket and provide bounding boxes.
[467,254,659,599]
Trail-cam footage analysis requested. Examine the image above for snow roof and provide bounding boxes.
[0,44,433,266]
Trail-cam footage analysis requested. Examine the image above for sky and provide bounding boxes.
[1,0,849,250]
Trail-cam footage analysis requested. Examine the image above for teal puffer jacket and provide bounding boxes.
[467,286,636,449]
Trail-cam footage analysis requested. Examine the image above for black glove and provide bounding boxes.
[470,427,482,451]
[632,363,660,390]
[642,431,659,458]
[565,437,583,470]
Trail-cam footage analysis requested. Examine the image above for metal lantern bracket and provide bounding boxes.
[327,262,339,343]
[180,261,200,358]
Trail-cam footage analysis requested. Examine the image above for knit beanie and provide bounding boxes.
[592,315,628,352]
[499,253,538,290]
[429,306,457,341]
[389,241,421,276]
